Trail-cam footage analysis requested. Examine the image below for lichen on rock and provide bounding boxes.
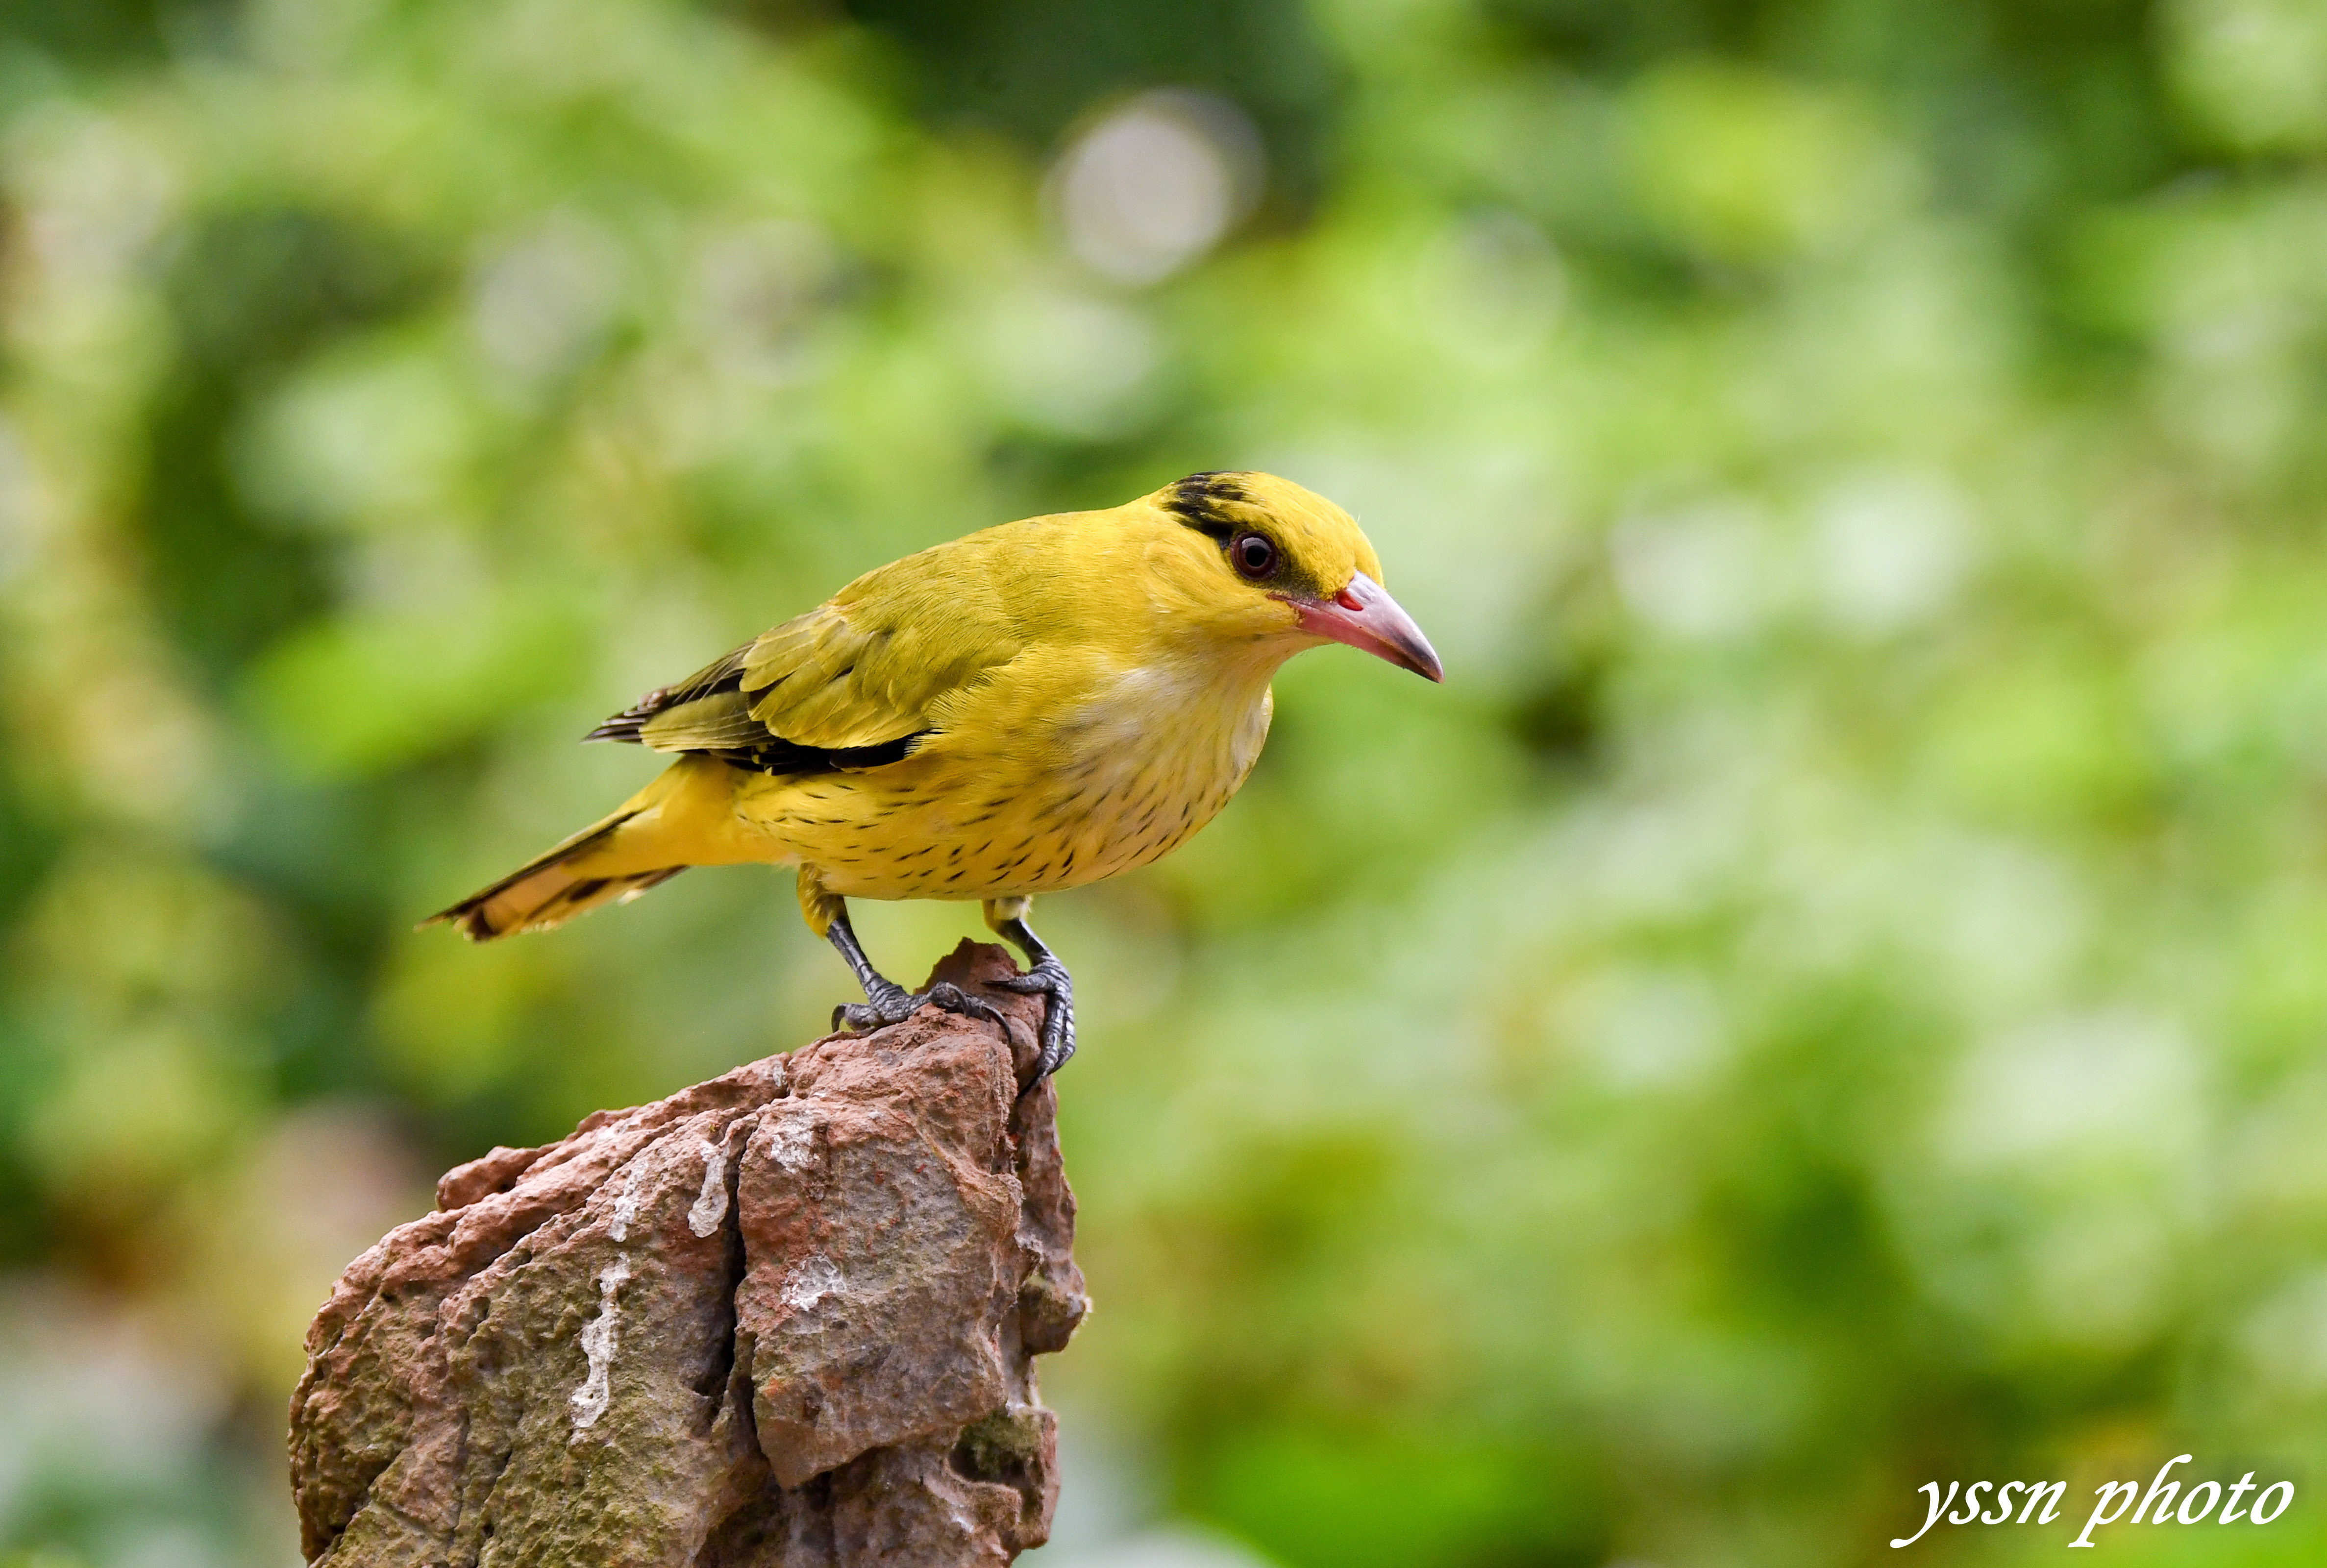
[289,941,1087,1568]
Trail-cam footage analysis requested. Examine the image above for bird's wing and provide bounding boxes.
[588,537,1027,760]
[585,641,759,749]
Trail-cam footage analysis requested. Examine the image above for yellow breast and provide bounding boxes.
[734,648,1275,904]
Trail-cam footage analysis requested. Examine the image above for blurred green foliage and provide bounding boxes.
[1,0,2325,1565]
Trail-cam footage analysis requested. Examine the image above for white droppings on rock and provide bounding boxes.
[609,1165,640,1242]
[768,1110,818,1172]
[687,1137,729,1237]
[569,1256,631,1431]
[779,1254,843,1315]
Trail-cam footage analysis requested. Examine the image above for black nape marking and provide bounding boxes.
[1160,471,1252,539]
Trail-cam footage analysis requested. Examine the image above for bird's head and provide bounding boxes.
[1139,470,1443,683]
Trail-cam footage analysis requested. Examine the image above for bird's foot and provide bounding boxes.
[832,979,1004,1035]
[992,957,1075,1078]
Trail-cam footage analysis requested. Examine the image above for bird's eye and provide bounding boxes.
[1229,533,1277,580]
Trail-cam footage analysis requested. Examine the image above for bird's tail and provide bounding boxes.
[425,809,686,940]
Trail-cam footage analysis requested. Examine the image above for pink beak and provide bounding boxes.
[1283,571,1444,683]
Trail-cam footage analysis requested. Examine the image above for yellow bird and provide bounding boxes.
[430,471,1441,1077]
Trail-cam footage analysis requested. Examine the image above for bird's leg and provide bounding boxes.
[983,900,1075,1078]
[824,904,1003,1035]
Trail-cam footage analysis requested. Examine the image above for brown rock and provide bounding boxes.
[290,942,1087,1567]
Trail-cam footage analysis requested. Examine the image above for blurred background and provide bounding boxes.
[1,0,2324,1564]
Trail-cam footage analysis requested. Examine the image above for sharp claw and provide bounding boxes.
[833,997,899,1034]
[839,950,1074,1076]
[834,1005,879,1033]
[835,980,1013,1037]
[926,981,1005,1026]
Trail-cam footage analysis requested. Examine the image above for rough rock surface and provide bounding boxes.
[290,942,1087,1568]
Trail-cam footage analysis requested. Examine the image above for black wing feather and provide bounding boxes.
[584,644,925,775]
